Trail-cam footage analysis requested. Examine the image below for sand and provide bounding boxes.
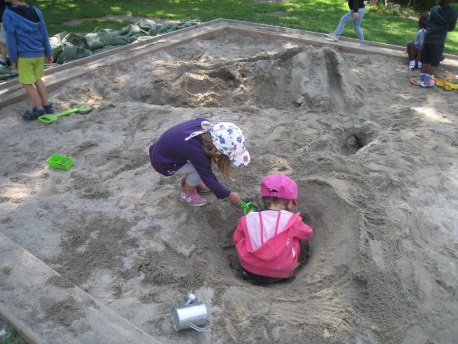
[0,27,457,344]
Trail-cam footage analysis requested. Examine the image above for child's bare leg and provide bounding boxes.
[181,174,196,190]
[0,42,7,61]
[420,64,428,74]
[420,63,435,76]
[22,84,43,109]
[426,66,435,76]
[406,42,416,61]
[35,78,49,105]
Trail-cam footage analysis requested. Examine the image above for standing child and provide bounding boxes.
[233,174,313,284]
[406,12,429,71]
[418,0,457,87]
[149,118,250,207]
[3,0,54,119]
[326,0,366,42]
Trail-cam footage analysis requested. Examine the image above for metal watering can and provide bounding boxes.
[171,293,211,332]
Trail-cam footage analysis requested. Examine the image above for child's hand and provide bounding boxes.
[46,56,53,64]
[227,192,241,205]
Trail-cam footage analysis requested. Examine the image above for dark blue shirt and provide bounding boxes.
[149,118,231,199]
[424,4,457,45]
[348,0,365,12]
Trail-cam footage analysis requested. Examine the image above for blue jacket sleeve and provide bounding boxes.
[36,7,52,57]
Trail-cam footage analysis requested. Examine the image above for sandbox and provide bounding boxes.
[0,19,457,344]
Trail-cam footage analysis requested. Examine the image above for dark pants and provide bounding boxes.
[243,269,286,285]
[420,43,444,67]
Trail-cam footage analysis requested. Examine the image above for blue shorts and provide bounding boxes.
[420,43,444,67]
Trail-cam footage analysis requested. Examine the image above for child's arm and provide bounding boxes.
[232,217,246,245]
[188,154,231,199]
[36,8,53,58]
[227,192,241,205]
[414,29,424,50]
[292,216,313,242]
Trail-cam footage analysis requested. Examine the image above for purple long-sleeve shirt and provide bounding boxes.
[149,118,231,199]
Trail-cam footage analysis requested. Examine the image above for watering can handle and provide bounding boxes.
[188,320,211,332]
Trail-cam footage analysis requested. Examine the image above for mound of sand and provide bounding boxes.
[0,29,457,344]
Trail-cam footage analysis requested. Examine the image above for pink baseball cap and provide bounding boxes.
[261,174,298,205]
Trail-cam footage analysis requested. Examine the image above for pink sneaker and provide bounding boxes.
[181,178,211,194]
[196,181,211,193]
[179,188,207,206]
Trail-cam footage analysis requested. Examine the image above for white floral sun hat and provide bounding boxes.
[185,120,250,167]
[210,122,250,167]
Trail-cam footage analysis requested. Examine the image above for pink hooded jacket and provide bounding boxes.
[233,210,313,278]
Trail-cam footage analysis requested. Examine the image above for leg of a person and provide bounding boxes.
[420,63,429,74]
[175,162,207,206]
[35,79,49,105]
[32,57,49,105]
[428,44,443,74]
[407,42,417,60]
[426,66,436,76]
[420,43,431,74]
[175,162,201,187]
[18,58,42,108]
[23,84,43,108]
[353,8,365,40]
[0,42,6,61]
[0,24,7,61]
[335,11,354,36]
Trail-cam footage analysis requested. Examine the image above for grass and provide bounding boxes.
[0,324,25,344]
[29,0,458,55]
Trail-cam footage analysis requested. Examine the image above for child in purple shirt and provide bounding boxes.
[149,118,250,207]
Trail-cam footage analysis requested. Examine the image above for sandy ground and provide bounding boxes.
[0,30,457,344]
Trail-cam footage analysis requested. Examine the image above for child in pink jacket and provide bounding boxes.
[233,174,313,284]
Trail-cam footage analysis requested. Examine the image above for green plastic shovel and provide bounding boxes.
[38,104,92,124]
[240,199,259,215]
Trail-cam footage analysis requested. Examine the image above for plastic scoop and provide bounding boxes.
[240,199,259,215]
[38,104,92,124]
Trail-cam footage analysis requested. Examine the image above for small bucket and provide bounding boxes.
[171,294,211,332]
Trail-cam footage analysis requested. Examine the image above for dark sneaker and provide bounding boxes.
[0,60,8,66]
[42,103,54,114]
[22,107,45,120]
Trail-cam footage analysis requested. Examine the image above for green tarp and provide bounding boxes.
[0,19,198,81]
[53,19,198,64]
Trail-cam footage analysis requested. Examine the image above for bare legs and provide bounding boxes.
[22,78,50,109]
[420,63,435,76]
[406,41,419,61]
[0,41,7,62]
